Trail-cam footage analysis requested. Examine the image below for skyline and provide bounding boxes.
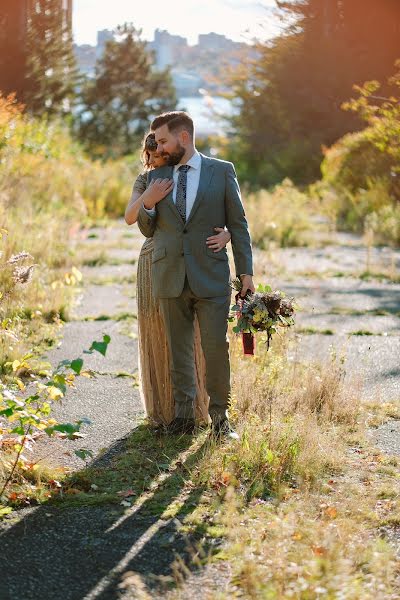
[72,0,280,47]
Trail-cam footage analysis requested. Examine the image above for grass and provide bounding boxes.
[295,327,335,335]
[0,224,81,378]
[165,337,399,598]
[80,312,137,322]
[330,307,399,317]
[349,330,380,336]
[1,321,399,598]
[81,253,109,267]
[0,423,205,510]
[360,270,400,284]
[363,400,400,428]
[84,274,137,286]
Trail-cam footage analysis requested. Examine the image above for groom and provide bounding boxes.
[137,111,254,436]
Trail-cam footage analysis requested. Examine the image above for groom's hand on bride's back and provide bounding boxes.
[142,178,174,210]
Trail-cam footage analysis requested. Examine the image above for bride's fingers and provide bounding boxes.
[207,235,226,245]
[161,179,174,190]
[154,180,173,193]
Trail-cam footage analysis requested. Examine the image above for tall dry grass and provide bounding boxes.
[0,94,136,373]
[195,333,359,501]
[183,334,399,599]
[243,179,321,249]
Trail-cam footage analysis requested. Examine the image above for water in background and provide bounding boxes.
[177,95,235,137]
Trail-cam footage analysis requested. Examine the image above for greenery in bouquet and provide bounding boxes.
[229,278,297,351]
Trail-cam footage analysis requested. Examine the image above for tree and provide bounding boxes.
[225,0,400,187]
[25,0,77,117]
[76,23,177,158]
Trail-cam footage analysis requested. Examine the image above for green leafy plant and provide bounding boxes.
[0,334,111,504]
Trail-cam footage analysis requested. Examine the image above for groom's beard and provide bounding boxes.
[163,143,185,166]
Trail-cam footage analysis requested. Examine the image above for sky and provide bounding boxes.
[72,0,281,47]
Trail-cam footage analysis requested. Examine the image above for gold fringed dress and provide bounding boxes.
[134,173,209,425]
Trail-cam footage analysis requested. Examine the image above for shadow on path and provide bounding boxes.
[1,425,212,600]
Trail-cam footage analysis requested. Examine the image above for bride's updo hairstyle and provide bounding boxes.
[141,132,158,169]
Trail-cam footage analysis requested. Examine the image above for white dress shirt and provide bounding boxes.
[144,150,202,218]
[172,150,201,218]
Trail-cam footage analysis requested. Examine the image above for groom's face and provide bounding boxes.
[154,124,185,166]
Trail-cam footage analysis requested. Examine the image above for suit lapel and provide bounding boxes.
[186,155,214,225]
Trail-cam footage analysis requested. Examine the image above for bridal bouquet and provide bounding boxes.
[229,278,296,355]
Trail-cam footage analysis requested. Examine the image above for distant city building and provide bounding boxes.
[0,0,73,99]
[73,43,97,77]
[96,29,114,59]
[73,26,251,99]
[198,32,241,52]
[149,29,188,69]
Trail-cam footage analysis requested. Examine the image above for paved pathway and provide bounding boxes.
[1,221,399,600]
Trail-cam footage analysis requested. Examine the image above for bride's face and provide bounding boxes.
[148,150,167,168]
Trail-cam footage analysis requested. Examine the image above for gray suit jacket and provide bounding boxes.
[137,154,253,298]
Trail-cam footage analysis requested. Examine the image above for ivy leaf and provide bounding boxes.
[0,408,13,417]
[85,335,111,357]
[51,423,80,435]
[10,426,25,435]
[70,358,83,375]
[74,448,93,461]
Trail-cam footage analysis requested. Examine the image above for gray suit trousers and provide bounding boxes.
[159,278,231,421]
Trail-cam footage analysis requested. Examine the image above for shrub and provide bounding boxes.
[244,179,315,248]
[318,65,400,244]
[0,94,137,222]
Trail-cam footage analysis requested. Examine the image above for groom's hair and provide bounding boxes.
[151,111,194,139]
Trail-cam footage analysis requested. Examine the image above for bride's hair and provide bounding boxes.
[141,132,158,169]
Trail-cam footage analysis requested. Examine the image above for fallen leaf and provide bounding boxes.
[117,489,136,497]
[312,545,327,556]
[221,471,232,486]
[48,479,62,488]
[324,506,338,519]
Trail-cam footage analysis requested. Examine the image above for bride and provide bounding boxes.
[125,132,231,426]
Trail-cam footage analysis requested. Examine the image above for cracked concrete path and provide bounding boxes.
[29,222,142,471]
[256,233,400,461]
[1,220,399,600]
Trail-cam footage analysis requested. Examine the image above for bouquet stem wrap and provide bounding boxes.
[242,332,255,355]
[235,293,255,355]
